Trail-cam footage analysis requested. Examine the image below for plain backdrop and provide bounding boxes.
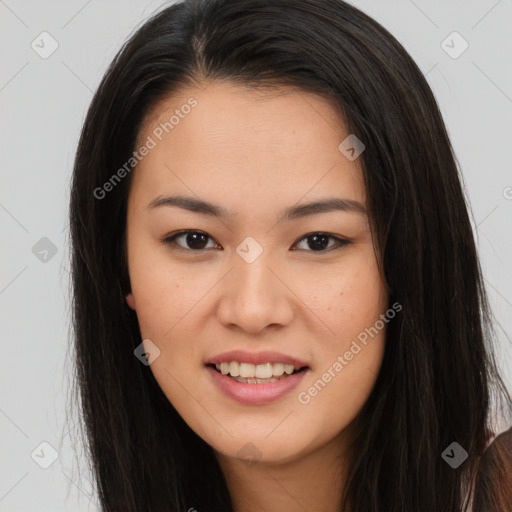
[1,0,511,510]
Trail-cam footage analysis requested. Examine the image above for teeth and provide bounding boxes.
[240,362,255,378]
[229,361,240,377]
[273,363,285,375]
[215,361,301,378]
[284,364,295,375]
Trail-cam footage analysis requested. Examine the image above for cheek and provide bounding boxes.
[296,340,384,451]
[299,247,387,338]
[296,317,386,441]
[126,233,199,338]
[131,273,202,346]
[294,247,387,420]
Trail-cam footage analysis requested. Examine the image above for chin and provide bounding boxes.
[210,431,312,467]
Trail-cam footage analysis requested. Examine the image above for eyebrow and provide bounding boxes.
[147,195,366,222]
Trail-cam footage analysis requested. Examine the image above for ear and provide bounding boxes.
[125,292,136,310]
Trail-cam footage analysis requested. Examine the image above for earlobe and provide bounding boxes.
[125,292,136,310]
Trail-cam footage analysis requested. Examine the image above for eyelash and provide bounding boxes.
[160,230,351,254]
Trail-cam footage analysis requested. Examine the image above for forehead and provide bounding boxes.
[129,81,365,217]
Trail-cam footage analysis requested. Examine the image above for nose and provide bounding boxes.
[215,252,294,334]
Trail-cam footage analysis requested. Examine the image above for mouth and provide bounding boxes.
[205,362,310,405]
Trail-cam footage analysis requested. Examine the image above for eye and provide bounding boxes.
[161,230,350,253]
[292,232,351,252]
[161,230,220,251]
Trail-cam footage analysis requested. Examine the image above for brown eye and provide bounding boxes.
[162,230,219,251]
[292,232,351,252]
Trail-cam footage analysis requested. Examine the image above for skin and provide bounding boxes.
[125,80,388,512]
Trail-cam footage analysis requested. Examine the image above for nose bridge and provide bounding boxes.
[233,242,278,304]
[235,249,271,290]
[216,239,293,332]
[233,234,275,289]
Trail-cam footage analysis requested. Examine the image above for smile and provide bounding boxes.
[205,363,309,404]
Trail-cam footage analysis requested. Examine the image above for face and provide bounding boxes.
[125,80,388,466]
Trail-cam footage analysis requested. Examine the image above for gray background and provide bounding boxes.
[1,0,511,510]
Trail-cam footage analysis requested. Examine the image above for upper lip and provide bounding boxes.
[205,350,309,368]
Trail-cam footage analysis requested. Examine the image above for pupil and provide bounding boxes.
[187,232,208,250]
[308,234,329,251]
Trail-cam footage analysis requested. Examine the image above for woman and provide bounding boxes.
[68,0,512,510]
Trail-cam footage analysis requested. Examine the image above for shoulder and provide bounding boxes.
[472,426,512,512]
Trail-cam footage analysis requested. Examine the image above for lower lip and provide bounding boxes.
[205,365,309,405]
